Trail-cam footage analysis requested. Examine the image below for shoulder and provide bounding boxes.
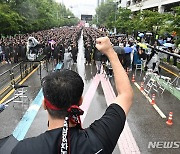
[103,103,126,119]
[91,103,126,128]
[12,133,46,154]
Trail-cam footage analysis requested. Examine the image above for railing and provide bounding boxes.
[0,62,35,101]
[0,55,48,101]
[147,45,180,66]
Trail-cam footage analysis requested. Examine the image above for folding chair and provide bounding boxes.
[158,75,171,94]
[143,69,153,83]
[144,77,157,95]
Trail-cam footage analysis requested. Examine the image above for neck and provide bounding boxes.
[47,115,76,130]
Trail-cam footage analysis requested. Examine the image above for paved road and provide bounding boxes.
[0,33,180,154]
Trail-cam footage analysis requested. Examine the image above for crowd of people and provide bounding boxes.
[1,26,178,75]
[0,27,81,66]
[81,28,158,75]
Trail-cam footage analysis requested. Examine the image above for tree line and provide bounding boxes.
[93,0,180,45]
[0,0,79,36]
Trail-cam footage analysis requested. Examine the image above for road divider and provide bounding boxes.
[100,74,140,154]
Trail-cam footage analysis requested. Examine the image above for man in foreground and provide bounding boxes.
[12,37,133,154]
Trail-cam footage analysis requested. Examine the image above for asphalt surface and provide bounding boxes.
[0,34,180,154]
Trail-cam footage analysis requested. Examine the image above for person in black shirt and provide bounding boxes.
[12,37,133,154]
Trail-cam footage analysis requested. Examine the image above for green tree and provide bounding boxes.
[0,0,78,35]
[94,0,116,27]
[115,7,133,34]
[171,6,180,45]
[0,4,25,35]
[133,10,164,33]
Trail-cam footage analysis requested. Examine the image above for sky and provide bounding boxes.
[55,0,97,18]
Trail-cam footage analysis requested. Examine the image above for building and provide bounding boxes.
[97,0,106,6]
[120,0,180,13]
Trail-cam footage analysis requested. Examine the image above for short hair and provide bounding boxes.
[42,69,84,118]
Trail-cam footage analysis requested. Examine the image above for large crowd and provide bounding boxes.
[0,26,179,74]
[0,27,81,65]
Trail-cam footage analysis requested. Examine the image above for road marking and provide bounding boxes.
[159,65,180,77]
[134,82,166,118]
[153,104,166,118]
[100,74,141,154]
[0,64,35,95]
[12,63,62,140]
[0,66,40,104]
[13,89,43,141]
[80,74,101,123]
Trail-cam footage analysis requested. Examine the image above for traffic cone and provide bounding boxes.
[166,112,173,126]
[140,82,144,91]
[132,74,135,82]
[150,94,156,105]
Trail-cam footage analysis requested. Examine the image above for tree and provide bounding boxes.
[115,7,133,34]
[171,6,180,45]
[94,0,116,27]
[0,0,78,35]
[0,4,25,35]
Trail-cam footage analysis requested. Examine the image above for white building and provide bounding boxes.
[97,0,106,6]
[120,0,180,13]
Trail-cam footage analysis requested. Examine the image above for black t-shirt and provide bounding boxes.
[12,104,126,154]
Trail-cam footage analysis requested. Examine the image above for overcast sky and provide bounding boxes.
[55,0,97,18]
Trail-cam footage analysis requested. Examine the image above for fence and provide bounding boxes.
[0,62,35,101]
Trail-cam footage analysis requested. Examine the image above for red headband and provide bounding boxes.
[44,97,62,110]
[44,98,84,118]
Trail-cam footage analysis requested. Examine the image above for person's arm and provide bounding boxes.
[96,37,133,115]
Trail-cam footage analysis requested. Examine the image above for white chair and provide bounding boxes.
[135,59,143,76]
[158,75,171,94]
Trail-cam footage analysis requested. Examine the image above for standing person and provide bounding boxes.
[71,43,78,63]
[0,43,3,63]
[12,37,133,154]
[63,46,73,70]
[86,43,92,65]
[14,44,19,63]
[53,44,59,65]
[46,43,52,62]
[94,47,103,74]
[21,42,27,61]
[4,43,10,63]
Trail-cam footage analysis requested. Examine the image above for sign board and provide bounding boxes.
[81,15,92,21]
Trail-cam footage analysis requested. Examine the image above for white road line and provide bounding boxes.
[134,82,166,118]
[153,104,166,118]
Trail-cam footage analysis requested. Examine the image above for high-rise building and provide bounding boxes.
[97,0,106,6]
[120,0,180,13]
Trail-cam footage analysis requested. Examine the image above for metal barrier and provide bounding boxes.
[0,55,48,101]
[147,45,180,66]
[0,62,35,101]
